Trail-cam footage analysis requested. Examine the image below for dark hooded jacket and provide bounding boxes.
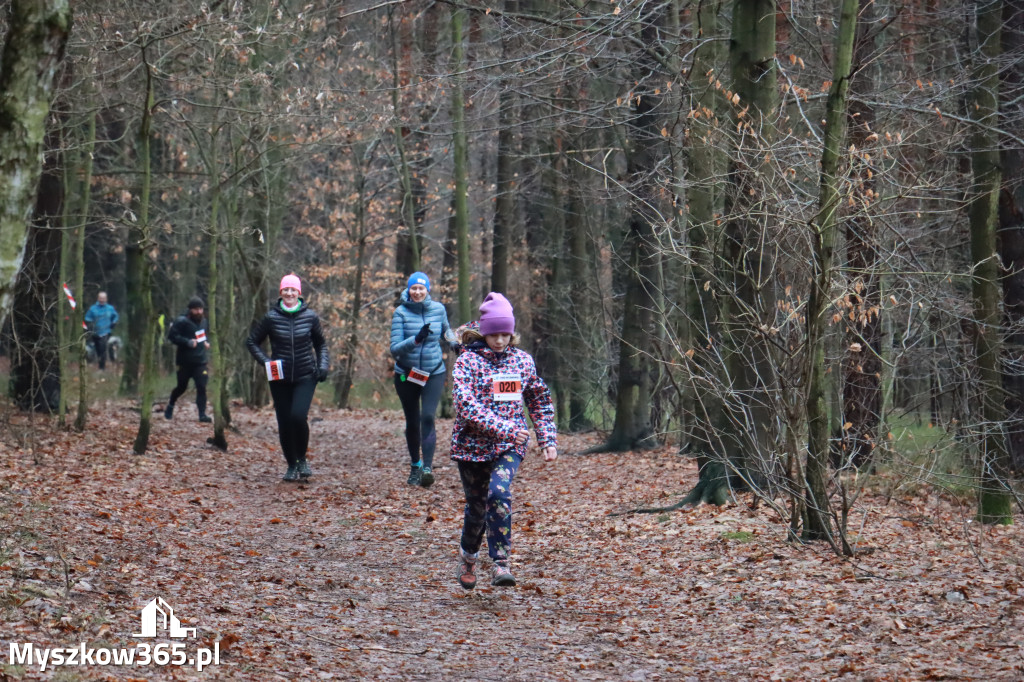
[168,312,210,365]
[246,299,329,383]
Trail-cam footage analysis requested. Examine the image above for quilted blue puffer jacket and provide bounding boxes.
[390,290,453,376]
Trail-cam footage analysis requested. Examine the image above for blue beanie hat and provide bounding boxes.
[407,272,430,292]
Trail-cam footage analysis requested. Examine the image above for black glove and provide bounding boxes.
[414,324,431,343]
[317,368,329,383]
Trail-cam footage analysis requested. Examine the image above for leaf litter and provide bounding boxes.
[0,404,1022,680]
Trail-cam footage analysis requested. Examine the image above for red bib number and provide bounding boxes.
[491,373,522,402]
[407,367,429,386]
[265,360,284,381]
[195,329,207,343]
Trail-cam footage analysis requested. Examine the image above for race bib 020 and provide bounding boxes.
[491,372,522,402]
[265,360,284,381]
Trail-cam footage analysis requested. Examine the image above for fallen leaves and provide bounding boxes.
[0,405,1021,680]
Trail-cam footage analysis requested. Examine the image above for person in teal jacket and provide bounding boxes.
[390,272,454,487]
[84,291,119,370]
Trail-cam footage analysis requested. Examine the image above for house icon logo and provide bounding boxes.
[133,597,197,639]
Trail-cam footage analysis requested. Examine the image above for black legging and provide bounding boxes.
[168,363,208,415]
[269,378,317,466]
[93,334,109,369]
[394,372,445,468]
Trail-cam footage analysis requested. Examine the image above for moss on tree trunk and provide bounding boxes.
[0,0,71,327]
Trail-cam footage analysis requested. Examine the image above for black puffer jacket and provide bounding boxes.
[168,313,209,365]
[246,300,329,383]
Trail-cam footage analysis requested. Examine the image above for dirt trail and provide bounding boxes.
[1,405,1022,680]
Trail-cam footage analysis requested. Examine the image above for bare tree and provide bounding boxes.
[970,0,1013,523]
[0,0,71,327]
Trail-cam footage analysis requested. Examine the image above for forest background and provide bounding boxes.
[1,0,1024,551]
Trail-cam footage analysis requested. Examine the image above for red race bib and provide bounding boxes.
[491,373,522,401]
[407,367,429,386]
[265,360,284,381]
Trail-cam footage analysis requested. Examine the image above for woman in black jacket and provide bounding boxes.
[246,274,330,482]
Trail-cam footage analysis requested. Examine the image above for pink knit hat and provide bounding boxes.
[279,273,301,294]
[479,292,515,336]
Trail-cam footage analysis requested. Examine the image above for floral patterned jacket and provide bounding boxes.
[450,341,557,462]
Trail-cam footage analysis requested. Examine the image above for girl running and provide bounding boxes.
[450,293,557,588]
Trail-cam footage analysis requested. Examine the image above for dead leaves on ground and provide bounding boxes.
[0,404,1021,680]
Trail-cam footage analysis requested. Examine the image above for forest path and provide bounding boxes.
[1,405,1022,680]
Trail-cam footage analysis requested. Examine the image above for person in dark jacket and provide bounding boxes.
[164,297,212,423]
[390,272,454,488]
[246,274,330,482]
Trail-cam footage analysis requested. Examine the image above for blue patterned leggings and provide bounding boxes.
[457,452,522,564]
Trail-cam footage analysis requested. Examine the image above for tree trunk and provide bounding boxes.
[335,143,374,409]
[0,0,71,329]
[239,129,282,408]
[394,0,441,279]
[491,96,516,295]
[685,0,779,499]
[451,5,472,323]
[73,109,95,431]
[206,187,228,451]
[606,218,659,451]
[840,0,883,470]
[390,5,420,276]
[10,138,62,413]
[219,217,234,426]
[58,133,73,425]
[804,0,860,543]
[335,232,366,409]
[491,0,520,294]
[120,229,144,394]
[969,0,1012,524]
[683,0,728,474]
[565,155,595,432]
[237,4,284,409]
[534,147,566,426]
[602,4,665,452]
[999,0,1024,473]
[132,55,157,455]
[439,211,459,419]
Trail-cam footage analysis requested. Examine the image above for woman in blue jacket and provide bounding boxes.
[390,272,453,487]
